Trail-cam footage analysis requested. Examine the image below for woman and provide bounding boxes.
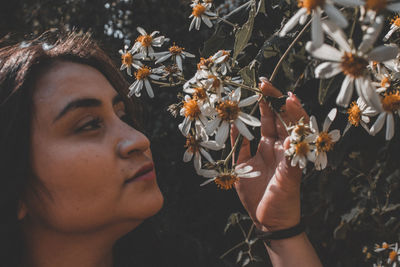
[0,31,322,267]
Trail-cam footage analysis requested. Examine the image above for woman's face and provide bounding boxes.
[24,61,163,233]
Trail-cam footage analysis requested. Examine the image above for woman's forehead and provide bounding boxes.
[33,61,116,107]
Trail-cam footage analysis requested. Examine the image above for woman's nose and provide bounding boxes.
[117,129,150,159]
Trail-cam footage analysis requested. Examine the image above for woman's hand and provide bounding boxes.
[231,78,308,232]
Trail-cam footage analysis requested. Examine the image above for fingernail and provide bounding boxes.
[259,76,271,84]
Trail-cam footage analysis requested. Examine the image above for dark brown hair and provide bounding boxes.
[0,30,143,267]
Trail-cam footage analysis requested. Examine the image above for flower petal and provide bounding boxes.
[323,4,348,28]
[238,112,261,127]
[370,112,386,136]
[367,45,399,62]
[216,120,230,145]
[359,16,384,53]
[385,112,395,140]
[279,8,308,36]
[239,95,259,107]
[234,119,254,141]
[183,149,194,162]
[315,62,342,78]
[328,129,341,142]
[311,8,324,48]
[336,75,354,107]
[323,108,337,132]
[306,42,342,62]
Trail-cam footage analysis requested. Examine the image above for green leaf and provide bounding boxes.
[233,1,257,62]
[239,65,256,87]
[318,75,341,105]
[257,0,266,15]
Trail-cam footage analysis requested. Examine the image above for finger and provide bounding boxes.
[259,77,283,97]
[285,92,309,124]
[259,78,281,138]
[230,123,251,164]
[259,78,291,140]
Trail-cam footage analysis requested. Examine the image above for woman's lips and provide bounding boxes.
[125,163,155,184]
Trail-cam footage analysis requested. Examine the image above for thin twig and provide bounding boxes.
[219,241,246,259]
[270,19,312,83]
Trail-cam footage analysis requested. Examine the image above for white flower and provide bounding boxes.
[360,0,400,23]
[178,95,210,136]
[369,90,400,140]
[287,117,313,142]
[198,164,261,190]
[128,66,163,98]
[307,18,399,110]
[211,50,233,75]
[205,88,261,146]
[387,243,400,266]
[384,16,400,41]
[153,44,195,71]
[183,122,224,173]
[374,242,395,253]
[279,0,351,48]
[285,133,317,169]
[310,108,341,170]
[118,45,144,76]
[189,0,217,31]
[343,97,378,134]
[131,27,169,58]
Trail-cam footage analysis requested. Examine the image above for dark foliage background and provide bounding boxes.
[1,0,399,266]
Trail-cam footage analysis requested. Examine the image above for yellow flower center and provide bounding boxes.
[169,45,184,55]
[392,16,400,27]
[193,87,207,101]
[389,250,397,262]
[365,0,387,12]
[215,173,239,190]
[216,100,240,121]
[382,242,389,249]
[347,101,361,127]
[381,76,391,88]
[135,66,151,80]
[197,57,214,70]
[183,98,201,119]
[341,52,368,78]
[121,52,133,66]
[192,4,206,17]
[208,75,221,89]
[136,35,153,47]
[295,141,310,156]
[382,91,400,113]
[185,135,200,153]
[220,50,230,62]
[294,124,310,137]
[297,0,325,13]
[316,131,334,152]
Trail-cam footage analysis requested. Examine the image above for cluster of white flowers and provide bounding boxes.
[363,241,400,267]
[286,108,341,170]
[119,27,195,98]
[178,49,261,189]
[118,0,400,190]
[279,0,400,141]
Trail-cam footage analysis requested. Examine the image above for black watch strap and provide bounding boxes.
[255,220,305,244]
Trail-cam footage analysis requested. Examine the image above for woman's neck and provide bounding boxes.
[21,220,141,267]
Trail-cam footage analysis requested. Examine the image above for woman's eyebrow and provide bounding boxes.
[53,98,102,123]
[53,95,124,123]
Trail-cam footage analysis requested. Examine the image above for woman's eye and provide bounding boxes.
[75,117,103,133]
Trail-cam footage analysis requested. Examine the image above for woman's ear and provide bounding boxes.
[17,200,28,220]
